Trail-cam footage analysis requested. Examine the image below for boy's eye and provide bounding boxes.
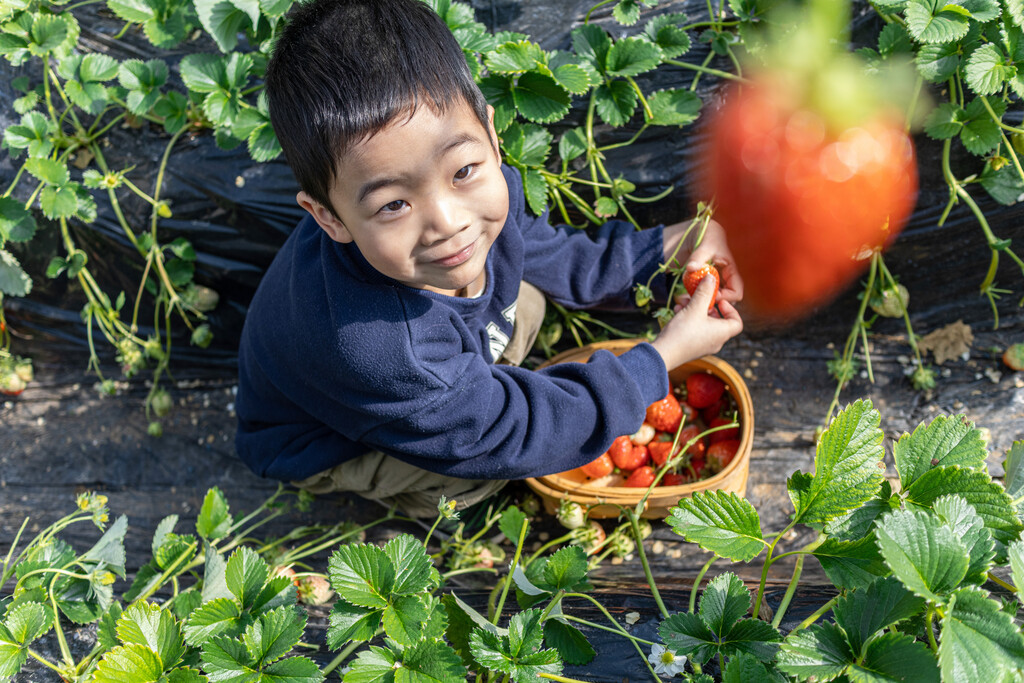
[379,200,407,213]
[454,165,473,180]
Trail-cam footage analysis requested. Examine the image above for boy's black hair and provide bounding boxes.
[265,0,490,217]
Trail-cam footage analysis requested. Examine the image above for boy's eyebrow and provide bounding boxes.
[355,132,484,203]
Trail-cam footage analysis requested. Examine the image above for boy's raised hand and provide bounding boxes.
[663,218,744,305]
[650,275,743,372]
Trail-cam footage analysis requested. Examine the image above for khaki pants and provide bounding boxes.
[294,282,546,518]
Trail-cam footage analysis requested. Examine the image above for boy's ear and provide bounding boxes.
[485,105,501,160]
[296,191,353,243]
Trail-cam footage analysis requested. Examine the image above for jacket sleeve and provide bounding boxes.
[506,166,669,309]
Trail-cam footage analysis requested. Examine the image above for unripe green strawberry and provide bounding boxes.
[870,283,909,318]
[151,389,173,417]
[556,499,586,530]
[1004,343,1024,371]
[191,324,213,348]
[148,421,163,437]
[14,361,32,383]
[911,365,936,391]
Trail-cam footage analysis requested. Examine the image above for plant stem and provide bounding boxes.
[790,595,839,635]
[491,516,529,625]
[563,592,666,682]
[926,608,939,653]
[322,627,383,676]
[27,650,66,675]
[559,614,656,646]
[690,555,716,613]
[987,571,1016,594]
[772,554,804,628]
[627,509,670,619]
[752,521,796,621]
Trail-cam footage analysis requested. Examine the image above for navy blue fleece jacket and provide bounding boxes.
[235,165,670,481]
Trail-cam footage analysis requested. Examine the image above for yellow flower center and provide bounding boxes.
[661,651,675,664]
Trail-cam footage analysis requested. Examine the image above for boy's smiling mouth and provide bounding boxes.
[431,238,477,267]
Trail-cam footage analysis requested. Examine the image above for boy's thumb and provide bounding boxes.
[690,274,715,304]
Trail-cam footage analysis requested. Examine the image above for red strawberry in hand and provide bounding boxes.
[686,373,726,410]
[683,262,720,312]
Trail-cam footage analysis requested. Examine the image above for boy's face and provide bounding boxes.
[299,101,508,296]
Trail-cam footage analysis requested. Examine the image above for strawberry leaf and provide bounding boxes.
[924,102,964,140]
[0,250,31,298]
[904,466,1022,546]
[201,543,231,603]
[326,600,381,648]
[557,127,587,163]
[0,625,28,679]
[1008,540,1024,610]
[242,605,305,667]
[876,508,968,602]
[789,400,885,526]
[382,594,430,646]
[551,63,591,94]
[116,602,185,670]
[542,620,595,666]
[832,576,925,657]
[81,514,128,577]
[542,546,588,591]
[960,96,1005,156]
[201,634,254,679]
[384,534,438,596]
[939,587,1024,681]
[485,40,545,74]
[1001,440,1024,521]
[667,490,767,562]
[699,573,749,638]
[823,483,894,541]
[327,543,394,610]
[850,631,939,681]
[932,495,994,586]
[183,597,243,645]
[522,167,549,217]
[916,42,961,82]
[572,25,611,74]
[812,536,888,590]
[514,72,571,124]
[196,487,231,541]
[777,621,853,680]
[905,0,971,44]
[647,88,701,126]
[193,0,250,52]
[225,546,269,610]
[964,43,1011,95]
[480,75,515,133]
[894,414,988,490]
[644,13,691,58]
[659,612,717,663]
[92,642,165,683]
[594,80,637,126]
[260,654,323,682]
[605,36,662,77]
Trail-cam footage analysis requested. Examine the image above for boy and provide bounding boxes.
[235,0,744,517]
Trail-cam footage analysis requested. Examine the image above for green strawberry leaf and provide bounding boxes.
[789,400,885,526]
[0,626,28,679]
[469,624,562,679]
[3,111,54,158]
[193,0,250,52]
[225,546,269,610]
[916,42,961,82]
[572,25,612,73]
[384,534,437,596]
[200,634,253,680]
[905,0,971,44]
[557,127,587,162]
[485,40,545,74]
[326,600,381,648]
[699,573,749,638]
[551,63,591,94]
[247,124,282,163]
[501,123,552,168]
[718,618,782,661]
[542,620,595,666]
[480,75,516,133]
[513,72,571,124]
[594,195,618,217]
[382,594,430,646]
[979,162,1024,206]
[29,14,70,56]
[196,487,231,541]
[777,621,853,681]
[92,642,165,683]
[542,546,588,591]
[667,490,767,562]
[932,495,994,586]
[813,535,889,590]
[924,102,964,140]
[647,88,701,126]
[3,602,49,645]
[242,605,305,666]
[201,543,231,603]
[150,514,178,556]
[832,576,925,657]
[964,43,1011,95]
[154,533,197,571]
[183,597,243,645]
[595,80,637,127]
[605,36,662,77]
[522,168,549,217]
[659,612,718,664]
[1007,540,1024,609]
[327,543,394,610]
[1001,440,1024,521]
[904,466,1022,546]
[939,587,1024,682]
[644,13,692,58]
[106,0,156,22]
[179,53,225,93]
[39,183,78,219]
[260,654,323,682]
[960,96,1005,156]
[612,0,642,25]
[116,602,185,670]
[894,414,989,489]
[25,158,68,186]
[876,508,968,602]
[824,483,894,541]
[0,197,36,244]
[850,631,939,682]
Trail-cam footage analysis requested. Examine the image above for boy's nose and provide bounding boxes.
[422,197,469,244]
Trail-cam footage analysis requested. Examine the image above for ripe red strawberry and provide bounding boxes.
[581,452,614,479]
[660,472,687,487]
[648,438,680,467]
[686,373,726,410]
[677,424,707,458]
[607,435,633,468]
[623,466,656,488]
[708,416,739,444]
[706,439,741,474]
[700,395,728,423]
[645,393,683,432]
[683,262,720,312]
